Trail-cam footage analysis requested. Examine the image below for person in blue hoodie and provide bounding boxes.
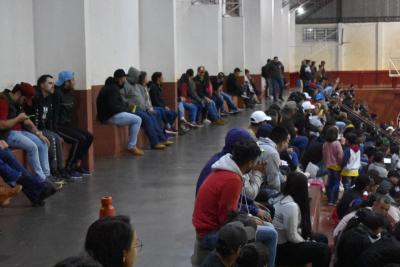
[195,128,278,267]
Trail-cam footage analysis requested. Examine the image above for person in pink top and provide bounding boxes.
[323,126,343,205]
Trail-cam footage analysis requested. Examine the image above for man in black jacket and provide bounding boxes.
[96,69,143,156]
[26,75,76,181]
[148,72,178,134]
[226,68,253,108]
[54,70,93,176]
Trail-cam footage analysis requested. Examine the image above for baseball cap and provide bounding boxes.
[250,111,272,124]
[303,92,312,99]
[302,101,315,110]
[19,82,35,106]
[113,69,127,79]
[386,126,395,133]
[218,221,253,250]
[55,70,74,87]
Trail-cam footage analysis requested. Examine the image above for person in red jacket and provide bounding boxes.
[192,139,261,266]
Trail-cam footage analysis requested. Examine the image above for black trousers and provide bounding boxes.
[57,126,93,169]
[276,233,331,267]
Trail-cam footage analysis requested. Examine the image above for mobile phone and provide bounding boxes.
[384,158,391,164]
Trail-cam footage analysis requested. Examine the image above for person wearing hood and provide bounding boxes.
[341,132,362,191]
[257,126,289,195]
[121,67,171,150]
[53,70,93,176]
[192,139,277,267]
[148,72,178,134]
[96,69,143,156]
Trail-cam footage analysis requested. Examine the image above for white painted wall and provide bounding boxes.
[0,0,35,89]
[294,22,400,71]
[33,0,87,89]
[87,0,140,86]
[139,0,177,82]
[260,0,274,62]
[243,0,261,74]
[176,1,222,76]
[222,17,245,74]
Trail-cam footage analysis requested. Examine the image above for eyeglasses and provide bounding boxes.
[133,238,143,252]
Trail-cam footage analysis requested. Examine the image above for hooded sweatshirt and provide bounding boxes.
[192,154,243,237]
[258,137,284,192]
[121,67,152,112]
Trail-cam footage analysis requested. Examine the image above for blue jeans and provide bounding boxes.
[107,112,142,149]
[272,79,283,99]
[212,95,224,113]
[0,149,45,203]
[7,130,50,181]
[135,109,167,146]
[205,100,220,122]
[154,107,177,128]
[291,135,309,157]
[327,169,340,203]
[220,92,237,111]
[198,222,277,267]
[178,102,197,123]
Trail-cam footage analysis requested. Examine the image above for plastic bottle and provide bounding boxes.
[99,196,116,218]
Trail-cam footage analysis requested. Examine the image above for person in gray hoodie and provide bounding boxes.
[121,67,171,150]
[257,126,290,195]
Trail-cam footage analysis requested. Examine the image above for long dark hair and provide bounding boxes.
[85,216,134,267]
[282,172,312,238]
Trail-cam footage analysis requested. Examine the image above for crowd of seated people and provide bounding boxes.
[0,65,259,206]
[191,59,400,267]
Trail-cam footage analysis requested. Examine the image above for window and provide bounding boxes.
[303,27,338,42]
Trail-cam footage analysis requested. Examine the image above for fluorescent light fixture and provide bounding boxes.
[297,6,305,15]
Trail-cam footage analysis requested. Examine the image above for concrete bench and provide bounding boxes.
[93,123,149,158]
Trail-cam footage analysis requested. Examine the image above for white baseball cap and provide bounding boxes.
[303,92,312,99]
[302,101,316,110]
[250,111,271,124]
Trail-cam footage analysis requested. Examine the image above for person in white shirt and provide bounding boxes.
[270,172,331,267]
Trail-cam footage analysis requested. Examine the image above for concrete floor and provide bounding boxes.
[0,107,259,267]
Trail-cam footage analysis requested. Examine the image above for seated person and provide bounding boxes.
[0,179,21,206]
[0,139,59,206]
[336,209,385,267]
[226,68,252,108]
[200,222,249,267]
[368,151,389,179]
[121,67,171,150]
[336,175,372,220]
[379,170,400,203]
[334,194,395,240]
[54,256,102,267]
[96,69,143,156]
[235,242,269,267]
[193,66,224,125]
[192,140,262,266]
[244,69,261,104]
[0,82,51,181]
[248,111,272,137]
[270,172,331,267]
[148,72,178,134]
[85,215,140,267]
[257,126,289,196]
[54,70,93,176]
[210,72,240,115]
[26,75,79,180]
[177,69,199,128]
[359,222,400,267]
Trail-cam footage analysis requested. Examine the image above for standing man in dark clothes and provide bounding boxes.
[54,70,94,176]
[262,59,273,99]
[96,69,143,156]
[148,72,178,134]
[272,56,285,101]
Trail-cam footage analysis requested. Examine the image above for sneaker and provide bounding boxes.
[203,119,211,124]
[76,167,91,176]
[163,140,174,146]
[48,175,67,186]
[165,128,178,135]
[241,94,250,99]
[152,143,166,150]
[212,119,225,126]
[68,169,83,180]
[128,146,144,156]
[59,169,72,180]
[228,110,240,115]
[220,112,229,117]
